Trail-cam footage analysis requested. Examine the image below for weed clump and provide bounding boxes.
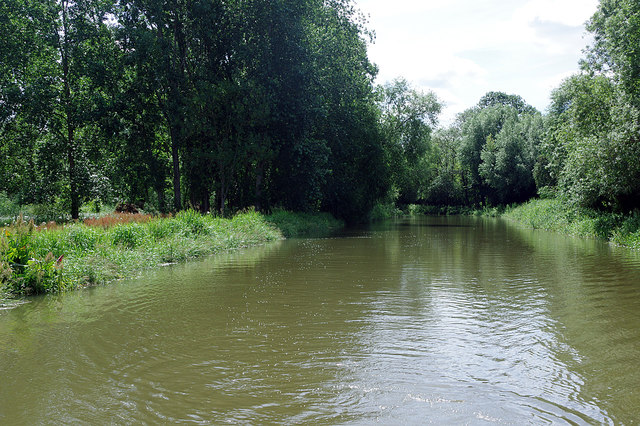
[0,216,71,295]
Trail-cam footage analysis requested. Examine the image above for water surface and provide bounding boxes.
[1,216,640,424]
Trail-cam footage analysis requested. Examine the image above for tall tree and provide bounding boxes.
[584,0,640,109]
[378,78,442,204]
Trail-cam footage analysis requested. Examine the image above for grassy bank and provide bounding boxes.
[369,202,506,220]
[503,198,640,249]
[265,209,344,238]
[1,210,282,297]
[372,198,640,249]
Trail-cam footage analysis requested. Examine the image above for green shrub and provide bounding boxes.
[0,192,19,217]
[63,225,103,252]
[370,203,403,221]
[1,216,34,267]
[21,253,71,294]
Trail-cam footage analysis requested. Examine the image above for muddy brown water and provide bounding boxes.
[1,216,640,424]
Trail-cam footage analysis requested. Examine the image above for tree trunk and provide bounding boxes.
[255,161,264,212]
[169,124,182,212]
[61,0,79,220]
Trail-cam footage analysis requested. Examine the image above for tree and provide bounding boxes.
[478,91,537,115]
[378,78,442,204]
[426,127,464,206]
[457,91,542,206]
[458,105,517,204]
[584,0,640,109]
[479,114,542,204]
[545,73,640,211]
[1,0,119,218]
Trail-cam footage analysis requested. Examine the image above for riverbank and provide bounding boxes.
[371,199,640,249]
[503,198,640,249]
[0,209,345,300]
[265,209,345,238]
[0,210,282,297]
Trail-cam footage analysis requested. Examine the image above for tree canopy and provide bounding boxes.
[1,0,639,220]
[0,0,390,223]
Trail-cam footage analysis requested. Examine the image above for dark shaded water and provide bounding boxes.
[1,216,640,424]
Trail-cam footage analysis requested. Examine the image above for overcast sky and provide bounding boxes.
[355,0,599,123]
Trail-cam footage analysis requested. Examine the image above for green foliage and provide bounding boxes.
[479,114,541,204]
[369,202,403,222]
[544,73,640,211]
[147,218,182,241]
[611,213,640,249]
[584,0,640,108]
[175,209,210,237]
[63,225,102,253]
[458,102,542,206]
[2,0,389,224]
[0,192,19,217]
[266,209,344,238]
[1,216,34,267]
[1,211,284,296]
[378,78,442,205]
[477,91,537,114]
[110,223,148,249]
[0,216,70,295]
[504,198,569,230]
[505,198,640,248]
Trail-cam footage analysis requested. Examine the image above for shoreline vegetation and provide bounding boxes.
[372,198,640,250]
[0,209,343,301]
[2,198,638,303]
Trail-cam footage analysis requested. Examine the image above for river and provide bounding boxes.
[1,216,640,424]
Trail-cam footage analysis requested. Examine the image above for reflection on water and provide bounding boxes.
[1,216,640,424]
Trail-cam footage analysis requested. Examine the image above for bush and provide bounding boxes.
[369,203,402,221]
[1,209,286,297]
[64,225,103,252]
[0,192,19,217]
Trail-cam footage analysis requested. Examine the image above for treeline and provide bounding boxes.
[2,0,639,224]
[0,0,387,223]
[381,0,640,215]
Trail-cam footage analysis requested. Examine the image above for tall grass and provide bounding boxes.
[504,198,640,248]
[1,210,282,296]
[369,202,403,221]
[265,209,344,238]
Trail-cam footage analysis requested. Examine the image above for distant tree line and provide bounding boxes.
[1,0,638,222]
[379,0,640,214]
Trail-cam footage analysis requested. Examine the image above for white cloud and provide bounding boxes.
[356,0,599,121]
[514,0,599,27]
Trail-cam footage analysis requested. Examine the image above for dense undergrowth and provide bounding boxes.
[1,210,282,297]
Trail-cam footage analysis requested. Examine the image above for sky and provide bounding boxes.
[355,0,600,124]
